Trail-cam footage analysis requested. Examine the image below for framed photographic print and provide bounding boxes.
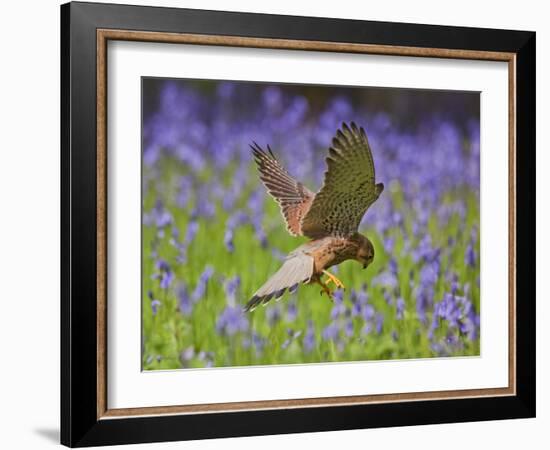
[60,1,536,447]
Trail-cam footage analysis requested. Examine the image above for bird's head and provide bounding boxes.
[352,233,375,269]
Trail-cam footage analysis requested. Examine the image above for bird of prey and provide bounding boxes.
[244,122,384,312]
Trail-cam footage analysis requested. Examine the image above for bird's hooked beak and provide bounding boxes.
[360,256,374,270]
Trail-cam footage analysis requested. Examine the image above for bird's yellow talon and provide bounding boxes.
[322,270,345,289]
[315,278,334,300]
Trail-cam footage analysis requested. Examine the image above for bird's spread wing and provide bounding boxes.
[252,143,315,236]
[244,249,314,312]
[301,122,384,239]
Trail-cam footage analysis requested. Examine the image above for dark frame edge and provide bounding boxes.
[514,31,536,418]
[62,2,102,447]
[60,2,71,447]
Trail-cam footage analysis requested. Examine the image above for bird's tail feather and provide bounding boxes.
[244,253,313,312]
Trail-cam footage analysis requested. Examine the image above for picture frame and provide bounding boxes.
[60,1,535,447]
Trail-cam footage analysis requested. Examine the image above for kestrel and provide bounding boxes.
[244,122,384,312]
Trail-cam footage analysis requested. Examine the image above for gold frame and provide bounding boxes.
[96,29,516,420]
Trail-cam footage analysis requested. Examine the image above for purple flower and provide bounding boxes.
[415,259,440,323]
[413,235,440,264]
[362,304,375,321]
[372,270,398,290]
[286,301,298,322]
[389,258,398,276]
[262,86,283,111]
[303,320,316,353]
[362,322,373,335]
[396,297,405,320]
[159,271,173,290]
[351,291,362,317]
[180,346,195,363]
[224,275,241,306]
[344,319,354,338]
[252,219,268,248]
[250,332,265,357]
[322,322,339,342]
[383,236,395,254]
[184,220,199,244]
[177,283,192,316]
[216,306,249,336]
[330,290,346,319]
[224,228,235,253]
[144,200,173,230]
[148,290,161,315]
[375,313,384,334]
[192,266,214,303]
[430,291,480,344]
[153,259,173,290]
[247,190,264,216]
[151,299,161,316]
[465,243,476,267]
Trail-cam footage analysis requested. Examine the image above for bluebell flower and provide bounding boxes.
[330,290,346,319]
[192,266,214,303]
[177,283,192,316]
[224,228,235,253]
[224,275,241,306]
[143,200,173,240]
[216,306,249,336]
[251,332,265,357]
[465,243,476,268]
[151,299,161,316]
[180,346,195,363]
[322,322,339,342]
[362,304,375,321]
[396,297,405,320]
[362,322,373,336]
[372,270,398,290]
[286,301,298,322]
[252,218,268,248]
[375,314,384,334]
[383,236,395,254]
[350,290,362,317]
[303,320,316,353]
[389,257,398,275]
[184,220,199,244]
[153,259,173,290]
[344,319,354,338]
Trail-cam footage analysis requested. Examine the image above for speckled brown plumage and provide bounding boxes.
[251,143,314,236]
[245,122,383,312]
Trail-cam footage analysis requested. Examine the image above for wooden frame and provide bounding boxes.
[62,1,535,446]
